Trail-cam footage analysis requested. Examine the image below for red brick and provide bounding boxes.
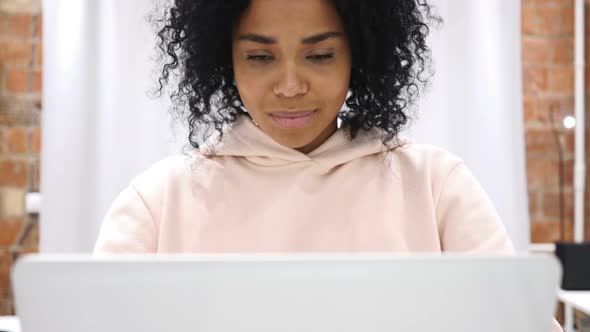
[525,126,575,160]
[31,69,41,92]
[0,219,22,246]
[523,38,551,65]
[522,4,537,34]
[30,127,40,154]
[537,6,564,35]
[552,38,574,64]
[31,158,40,192]
[526,157,573,189]
[523,38,573,66]
[0,250,14,316]
[35,15,42,39]
[0,129,5,155]
[7,15,32,38]
[527,96,574,128]
[542,190,574,220]
[531,0,568,6]
[21,217,39,252]
[523,96,537,123]
[562,5,574,34]
[35,41,42,66]
[0,160,28,186]
[525,128,559,154]
[564,129,575,155]
[548,66,574,94]
[562,158,574,186]
[5,69,29,93]
[528,190,540,217]
[0,252,12,281]
[542,0,570,5]
[527,158,557,189]
[531,220,574,243]
[6,127,27,153]
[523,67,548,95]
[0,41,32,65]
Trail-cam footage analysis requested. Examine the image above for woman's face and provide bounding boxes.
[232,0,351,154]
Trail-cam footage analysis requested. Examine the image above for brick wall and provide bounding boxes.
[522,0,590,243]
[0,0,41,316]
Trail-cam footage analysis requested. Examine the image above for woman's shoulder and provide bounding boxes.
[128,151,216,194]
[388,139,466,180]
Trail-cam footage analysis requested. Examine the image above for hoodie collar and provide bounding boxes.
[200,115,388,173]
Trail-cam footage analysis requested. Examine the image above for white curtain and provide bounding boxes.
[41,0,183,252]
[410,0,529,251]
[41,0,529,252]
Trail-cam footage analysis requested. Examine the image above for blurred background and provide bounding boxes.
[0,0,588,325]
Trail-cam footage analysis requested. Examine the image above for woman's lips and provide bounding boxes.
[269,110,317,129]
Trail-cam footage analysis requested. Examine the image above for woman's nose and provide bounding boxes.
[272,62,309,98]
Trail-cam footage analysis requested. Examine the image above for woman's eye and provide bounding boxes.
[307,53,334,62]
[247,55,274,62]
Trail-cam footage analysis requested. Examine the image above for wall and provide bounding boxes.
[522,0,590,242]
[0,0,42,316]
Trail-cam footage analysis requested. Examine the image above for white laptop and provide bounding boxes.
[11,254,561,332]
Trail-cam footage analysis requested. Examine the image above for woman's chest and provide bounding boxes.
[157,164,441,252]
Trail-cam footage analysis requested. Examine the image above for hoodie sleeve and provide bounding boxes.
[93,184,158,254]
[435,163,563,332]
[435,163,514,253]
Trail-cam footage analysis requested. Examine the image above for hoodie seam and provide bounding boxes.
[130,184,159,231]
[434,162,465,230]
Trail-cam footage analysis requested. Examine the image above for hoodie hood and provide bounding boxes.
[200,115,391,174]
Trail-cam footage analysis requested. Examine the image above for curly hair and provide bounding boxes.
[155,0,441,149]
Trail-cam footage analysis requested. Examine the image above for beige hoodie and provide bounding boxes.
[95,115,514,253]
[94,115,562,332]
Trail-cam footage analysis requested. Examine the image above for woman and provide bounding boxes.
[94,0,511,253]
[95,0,513,253]
[94,2,562,330]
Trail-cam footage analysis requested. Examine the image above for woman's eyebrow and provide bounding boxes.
[301,31,343,44]
[237,33,276,44]
[236,31,344,45]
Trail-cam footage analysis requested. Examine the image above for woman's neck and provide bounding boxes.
[295,119,339,154]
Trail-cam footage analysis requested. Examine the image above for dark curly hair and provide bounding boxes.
[155,0,441,149]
